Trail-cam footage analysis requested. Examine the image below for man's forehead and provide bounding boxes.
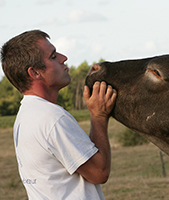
[37,38,53,48]
[37,38,56,56]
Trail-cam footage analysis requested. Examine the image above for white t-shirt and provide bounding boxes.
[14,95,105,200]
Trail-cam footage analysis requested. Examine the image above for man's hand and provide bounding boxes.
[76,81,117,184]
[83,81,117,119]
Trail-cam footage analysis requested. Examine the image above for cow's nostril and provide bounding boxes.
[88,64,101,75]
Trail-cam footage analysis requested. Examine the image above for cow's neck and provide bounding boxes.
[137,131,169,156]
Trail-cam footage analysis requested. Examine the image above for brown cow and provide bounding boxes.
[85,55,169,156]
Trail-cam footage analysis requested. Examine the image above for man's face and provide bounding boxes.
[37,38,71,91]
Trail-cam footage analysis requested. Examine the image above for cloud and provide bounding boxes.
[53,37,89,66]
[53,37,77,55]
[53,36,106,67]
[144,41,157,52]
[91,42,103,56]
[0,0,6,7]
[37,0,56,5]
[68,9,107,23]
[0,66,4,80]
[44,17,57,25]
[65,0,75,6]
[35,17,65,27]
[98,0,111,6]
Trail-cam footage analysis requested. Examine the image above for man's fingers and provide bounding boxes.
[92,81,100,96]
[99,82,107,98]
[106,85,113,98]
[106,85,117,99]
[84,81,117,104]
[84,81,117,118]
[83,85,90,102]
[111,89,117,101]
[110,89,117,108]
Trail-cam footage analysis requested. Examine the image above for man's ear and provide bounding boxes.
[27,67,42,80]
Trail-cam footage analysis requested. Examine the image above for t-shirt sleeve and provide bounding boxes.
[48,114,98,175]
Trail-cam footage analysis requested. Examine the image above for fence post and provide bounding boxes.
[160,151,166,177]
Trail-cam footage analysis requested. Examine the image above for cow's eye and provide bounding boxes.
[152,69,161,78]
[146,68,162,81]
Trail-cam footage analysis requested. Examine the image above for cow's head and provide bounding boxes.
[85,55,169,155]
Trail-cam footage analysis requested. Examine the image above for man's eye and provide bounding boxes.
[51,54,56,59]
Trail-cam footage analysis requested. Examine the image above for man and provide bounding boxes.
[1,30,117,199]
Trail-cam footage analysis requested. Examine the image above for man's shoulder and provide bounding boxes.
[18,95,69,123]
[22,95,64,113]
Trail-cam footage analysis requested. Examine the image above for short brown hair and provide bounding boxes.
[1,30,50,93]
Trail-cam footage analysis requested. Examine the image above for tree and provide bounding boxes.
[72,61,90,110]
[0,76,13,98]
[58,62,90,110]
[0,77,22,116]
[57,86,73,110]
[118,128,148,146]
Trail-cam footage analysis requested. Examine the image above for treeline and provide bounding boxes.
[0,59,104,116]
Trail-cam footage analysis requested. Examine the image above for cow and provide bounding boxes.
[85,55,169,156]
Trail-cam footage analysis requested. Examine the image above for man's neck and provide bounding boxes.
[23,88,59,104]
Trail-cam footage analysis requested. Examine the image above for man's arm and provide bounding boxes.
[76,81,117,184]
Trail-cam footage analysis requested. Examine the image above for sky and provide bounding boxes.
[0,0,169,80]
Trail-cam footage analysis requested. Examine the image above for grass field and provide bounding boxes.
[0,117,169,199]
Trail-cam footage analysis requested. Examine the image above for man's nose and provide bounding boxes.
[58,53,68,64]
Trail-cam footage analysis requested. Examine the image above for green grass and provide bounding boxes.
[69,109,91,121]
[0,128,27,200]
[1,114,169,199]
[0,109,90,128]
[0,115,16,128]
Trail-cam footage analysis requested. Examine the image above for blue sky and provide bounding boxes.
[1,0,169,80]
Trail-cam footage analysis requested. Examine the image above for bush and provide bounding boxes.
[118,128,148,146]
[0,115,16,128]
[69,109,90,121]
